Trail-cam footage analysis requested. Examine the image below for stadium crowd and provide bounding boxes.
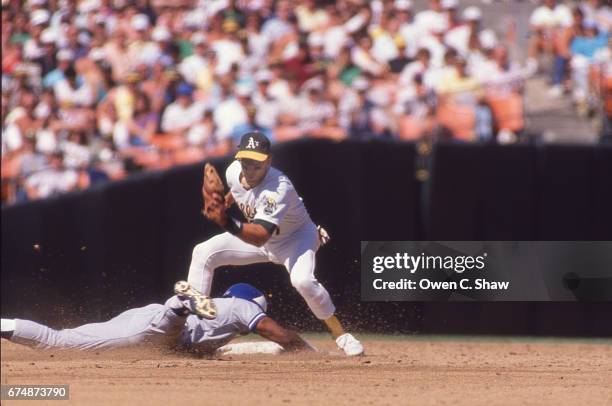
[1,0,611,203]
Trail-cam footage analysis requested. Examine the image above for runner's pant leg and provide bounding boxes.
[11,304,185,350]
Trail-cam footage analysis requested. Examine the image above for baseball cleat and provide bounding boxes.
[173,281,217,319]
[336,333,364,357]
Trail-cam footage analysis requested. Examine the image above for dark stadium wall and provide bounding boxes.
[2,140,611,336]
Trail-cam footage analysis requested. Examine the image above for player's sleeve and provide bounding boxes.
[253,182,290,227]
[225,160,241,189]
[233,299,267,332]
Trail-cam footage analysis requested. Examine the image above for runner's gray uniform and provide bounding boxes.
[7,297,265,351]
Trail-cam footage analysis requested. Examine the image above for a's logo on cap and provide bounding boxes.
[246,137,259,149]
[236,132,270,161]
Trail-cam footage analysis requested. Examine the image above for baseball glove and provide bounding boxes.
[202,163,226,223]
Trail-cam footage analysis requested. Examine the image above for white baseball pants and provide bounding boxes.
[187,225,336,320]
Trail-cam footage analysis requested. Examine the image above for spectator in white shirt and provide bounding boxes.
[528,0,573,71]
[212,84,249,141]
[298,80,335,133]
[441,0,461,30]
[179,33,211,86]
[261,0,294,43]
[395,0,420,58]
[161,83,207,135]
[418,18,448,68]
[414,0,446,36]
[142,25,174,67]
[186,109,216,148]
[399,48,434,89]
[53,66,95,108]
[321,8,350,59]
[25,151,80,200]
[351,33,387,76]
[210,28,245,76]
[245,12,270,64]
[267,62,293,102]
[61,131,92,169]
[252,70,280,129]
[445,6,482,58]
[295,0,329,33]
[369,13,402,64]
[23,10,49,61]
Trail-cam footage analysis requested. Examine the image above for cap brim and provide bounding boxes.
[235,150,269,161]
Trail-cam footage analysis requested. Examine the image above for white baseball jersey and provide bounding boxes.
[226,160,314,247]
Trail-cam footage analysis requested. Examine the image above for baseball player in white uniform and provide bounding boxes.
[188,132,363,356]
[1,282,313,354]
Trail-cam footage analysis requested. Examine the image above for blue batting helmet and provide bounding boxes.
[222,283,267,312]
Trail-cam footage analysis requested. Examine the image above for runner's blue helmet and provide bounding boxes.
[222,283,267,312]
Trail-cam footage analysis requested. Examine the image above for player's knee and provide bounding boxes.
[192,241,217,271]
[192,242,209,261]
[290,273,317,295]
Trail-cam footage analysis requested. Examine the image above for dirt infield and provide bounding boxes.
[2,335,611,406]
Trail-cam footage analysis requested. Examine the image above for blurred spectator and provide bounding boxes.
[395,1,419,58]
[351,33,387,76]
[62,131,92,169]
[244,12,269,64]
[399,48,435,91]
[231,103,273,146]
[369,12,402,65]
[187,109,216,149]
[17,136,47,184]
[388,40,412,74]
[179,34,211,87]
[125,92,158,146]
[438,57,480,96]
[161,82,206,136]
[24,151,82,200]
[298,78,335,133]
[262,0,294,44]
[296,0,329,33]
[104,30,135,83]
[251,69,280,129]
[53,65,95,108]
[548,7,584,96]
[437,56,491,141]
[445,6,483,58]
[348,77,378,139]
[528,0,573,74]
[43,49,73,88]
[580,0,612,34]
[415,0,446,35]
[213,82,249,143]
[569,20,609,115]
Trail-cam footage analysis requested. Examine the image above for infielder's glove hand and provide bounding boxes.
[223,191,235,210]
[206,198,228,228]
[202,163,227,225]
